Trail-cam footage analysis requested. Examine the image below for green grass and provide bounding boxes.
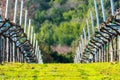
[0,62,120,80]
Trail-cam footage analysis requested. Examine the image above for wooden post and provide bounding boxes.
[13,0,18,23]
[94,51,96,62]
[77,47,80,63]
[20,53,22,63]
[76,48,79,63]
[37,46,39,59]
[19,0,24,63]
[83,28,87,45]
[112,39,115,61]
[90,11,94,34]
[38,50,43,64]
[5,0,9,19]
[110,0,114,15]
[17,48,20,62]
[99,49,101,62]
[102,46,104,62]
[118,36,120,62]
[105,45,107,62]
[106,44,108,62]
[116,36,118,61]
[74,55,77,63]
[35,40,38,56]
[6,38,9,62]
[38,47,42,63]
[24,10,28,33]
[38,49,40,63]
[27,19,31,40]
[12,0,18,62]
[3,38,6,62]
[75,49,78,63]
[12,43,15,62]
[95,49,98,62]
[110,41,113,62]
[86,19,90,40]
[94,0,100,30]
[101,0,106,21]
[21,53,23,63]
[5,0,10,62]
[103,46,105,62]
[16,48,19,62]
[0,36,2,63]
[106,43,108,62]
[81,35,84,52]
[31,26,33,44]
[103,45,105,62]
[101,48,103,62]
[19,0,24,25]
[33,33,36,47]
[97,50,99,62]
[19,52,21,62]
[79,42,82,62]
[108,43,110,62]
[9,42,12,62]
[2,37,4,63]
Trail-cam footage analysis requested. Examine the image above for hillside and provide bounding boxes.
[30,0,119,63]
[26,0,90,63]
[0,62,120,80]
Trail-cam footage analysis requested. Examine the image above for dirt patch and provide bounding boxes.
[51,45,71,54]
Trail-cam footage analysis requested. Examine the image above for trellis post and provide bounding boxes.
[101,0,106,21]
[27,19,31,40]
[90,11,94,34]
[118,36,120,62]
[5,0,10,62]
[86,19,90,40]
[19,0,24,25]
[110,0,114,15]
[33,33,36,47]
[94,0,100,30]
[81,35,84,52]
[110,42,113,62]
[24,10,28,33]
[83,28,87,45]
[31,26,33,44]
[13,0,18,62]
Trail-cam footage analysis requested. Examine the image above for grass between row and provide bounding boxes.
[0,62,120,80]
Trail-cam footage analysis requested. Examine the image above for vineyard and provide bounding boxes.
[0,0,120,80]
[0,63,120,80]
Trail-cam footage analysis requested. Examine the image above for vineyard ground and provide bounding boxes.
[0,62,120,80]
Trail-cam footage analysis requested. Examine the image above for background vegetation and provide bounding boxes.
[25,0,120,63]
